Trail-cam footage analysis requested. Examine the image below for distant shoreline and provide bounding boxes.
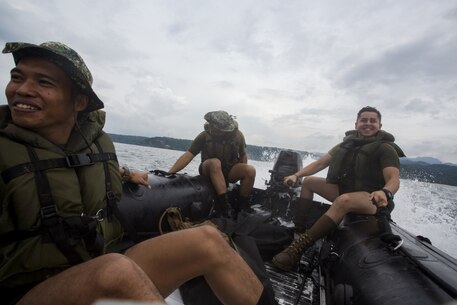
[110,133,457,187]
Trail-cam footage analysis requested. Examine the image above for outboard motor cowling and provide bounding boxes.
[266,150,303,191]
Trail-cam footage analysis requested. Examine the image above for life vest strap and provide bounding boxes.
[94,142,141,244]
[25,145,86,264]
[1,152,117,183]
[0,215,105,256]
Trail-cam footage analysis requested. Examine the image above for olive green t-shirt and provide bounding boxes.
[188,131,247,157]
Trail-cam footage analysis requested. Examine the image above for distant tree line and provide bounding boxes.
[399,163,457,186]
[109,133,457,187]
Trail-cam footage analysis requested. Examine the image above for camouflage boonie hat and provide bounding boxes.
[2,41,103,113]
[204,110,237,132]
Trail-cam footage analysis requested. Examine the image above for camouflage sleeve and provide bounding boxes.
[188,131,206,155]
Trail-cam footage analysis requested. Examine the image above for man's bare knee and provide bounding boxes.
[19,254,160,304]
[332,194,351,212]
[302,176,321,187]
[206,158,222,170]
[300,176,317,196]
[94,253,152,298]
[335,193,351,204]
[244,165,256,180]
[194,225,227,246]
[192,225,232,263]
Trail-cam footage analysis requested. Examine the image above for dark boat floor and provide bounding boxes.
[265,253,321,305]
[251,190,322,305]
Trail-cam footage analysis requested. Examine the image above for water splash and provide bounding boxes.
[115,142,457,259]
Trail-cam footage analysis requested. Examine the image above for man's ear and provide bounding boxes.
[74,94,89,112]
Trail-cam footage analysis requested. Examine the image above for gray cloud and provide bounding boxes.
[1,0,456,163]
[341,34,457,87]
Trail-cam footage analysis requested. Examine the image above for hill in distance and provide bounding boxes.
[109,133,457,187]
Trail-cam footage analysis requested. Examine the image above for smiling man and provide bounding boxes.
[0,42,277,305]
[271,106,405,271]
[6,56,88,144]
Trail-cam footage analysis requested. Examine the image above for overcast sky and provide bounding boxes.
[1,0,456,163]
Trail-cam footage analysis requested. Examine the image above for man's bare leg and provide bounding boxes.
[125,225,264,305]
[300,177,377,224]
[17,253,165,305]
[228,163,256,197]
[201,158,228,195]
[300,177,339,202]
[325,191,377,224]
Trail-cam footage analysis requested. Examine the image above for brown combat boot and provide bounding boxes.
[274,214,337,271]
[272,232,313,271]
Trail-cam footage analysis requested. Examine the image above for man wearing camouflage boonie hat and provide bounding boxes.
[169,110,256,217]
[2,41,104,113]
[0,42,275,305]
[204,110,238,132]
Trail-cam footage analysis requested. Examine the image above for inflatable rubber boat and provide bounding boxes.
[117,151,457,305]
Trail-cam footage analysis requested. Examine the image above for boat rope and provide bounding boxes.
[294,246,321,305]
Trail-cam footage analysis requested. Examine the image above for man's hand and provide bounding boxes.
[121,167,151,189]
[283,174,298,186]
[369,190,388,207]
[129,171,151,189]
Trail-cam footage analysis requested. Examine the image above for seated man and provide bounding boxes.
[169,111,256,217]
[272,106,404,271]
[0,41,275,305]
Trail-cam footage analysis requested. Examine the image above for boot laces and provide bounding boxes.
[285,233,311,260]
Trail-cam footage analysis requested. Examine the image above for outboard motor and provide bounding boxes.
[262,150,303,221]
[266,150,303,191]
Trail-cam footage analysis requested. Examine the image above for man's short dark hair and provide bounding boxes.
[357,106,382,121]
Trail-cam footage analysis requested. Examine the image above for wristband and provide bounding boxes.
[121,166,131,183]
[382,188,394,201]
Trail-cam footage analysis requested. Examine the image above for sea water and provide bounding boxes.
[115,142,457,259]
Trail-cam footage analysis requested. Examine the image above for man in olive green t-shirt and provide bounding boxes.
[169,111,256,217]
[272,106,405,271]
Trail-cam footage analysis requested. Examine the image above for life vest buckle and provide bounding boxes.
[40,205,59,226]
[66,153,94,167]
[106,191,116,201]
